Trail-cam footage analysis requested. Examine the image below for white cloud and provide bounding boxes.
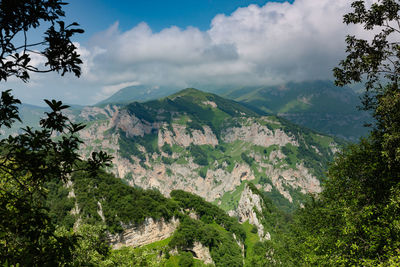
[80,0,362,89]
[9,0,371,105]
[93,81,141,102]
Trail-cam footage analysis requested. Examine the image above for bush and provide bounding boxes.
[179,252,194,267]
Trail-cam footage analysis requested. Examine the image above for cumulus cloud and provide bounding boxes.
[9,0,370,105]
[80,0,362,90]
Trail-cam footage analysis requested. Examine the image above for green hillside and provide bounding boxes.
[124,88,259,133]
[94,81,371,141]
[222,80,371,141]
[46,166,286,266]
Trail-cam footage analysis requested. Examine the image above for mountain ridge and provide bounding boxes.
[73,88,343,213]
[96,81,370,141]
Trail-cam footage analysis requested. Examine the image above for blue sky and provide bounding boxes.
[66,0,294,41]
[6,0,360,106]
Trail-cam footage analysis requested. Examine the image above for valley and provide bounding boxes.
[32,88,344,265]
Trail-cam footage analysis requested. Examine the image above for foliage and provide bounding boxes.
[0,78,113,266]
[240,152,253,166]
[179,251,194,267]
[169,217,243,267]
[276,1,400,266]
[0,1,112,265]
[118,130,159,163]
[190,145,209,166]
[334,0,400,106]
[71,167,179,233]
[55,224,112,266]
[0,0,84,82]
[162,143,173,155]
[171,190,246,242]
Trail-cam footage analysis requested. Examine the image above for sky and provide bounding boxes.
[3,0,367,106]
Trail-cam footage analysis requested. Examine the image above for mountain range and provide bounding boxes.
[97,81,371,141]
[42,88,345,265]
[73,88,342,212]
[3,86,354,265]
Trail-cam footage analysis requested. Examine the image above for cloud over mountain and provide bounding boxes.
[9,0,366,105]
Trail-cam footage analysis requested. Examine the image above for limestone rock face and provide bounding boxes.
[112,109,161,138]
[222,121,298,147]
[158,124,218,147]
[77,104,330,207]
[108,217,179,249]
[233,185,270,241]
[192,242,214,265]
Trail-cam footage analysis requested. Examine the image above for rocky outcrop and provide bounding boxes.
[77,105,326,208]
[112,109,161,138]
[232,185,270,241]
[112,156,255,202]
[78,105,118,121]
[108,217,179,249]
[158,124,218,147]
[192,242,214,265]
[262,162,321,202]
[222,121,298,147]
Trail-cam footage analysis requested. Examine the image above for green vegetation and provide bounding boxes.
[121,88,259,142]
[171,190,246,242]
[45,169,278,266]
[4,0,399,265]
[110,84,341,212]
[0,1,113,265]
[169,217,243,267]
[224,80,371,141]
[71,167,179,233]
[118,131,159,163]
[256,2,400,265]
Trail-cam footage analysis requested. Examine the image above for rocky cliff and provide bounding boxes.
[230,184,271,240]
[76,89,340,212]
[108,217,179,249]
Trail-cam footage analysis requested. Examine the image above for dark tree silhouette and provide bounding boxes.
[0,1,112,265]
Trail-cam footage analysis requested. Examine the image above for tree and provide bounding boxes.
[0,1,112,265]
[284,1,400,265]
[334,0,400,166]
[0,0,84,82]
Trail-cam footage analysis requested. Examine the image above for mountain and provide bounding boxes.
[96,81,371,141]
[73,88,343,213]
[96,85,178,106]
[9,88,344,265]
[222,80,371,141]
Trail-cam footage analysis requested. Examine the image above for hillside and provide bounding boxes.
[74,88,343,213]
[222,80,371,141]
[96,81,371,141]
[4,88,346,265]
[47,166,286,266]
